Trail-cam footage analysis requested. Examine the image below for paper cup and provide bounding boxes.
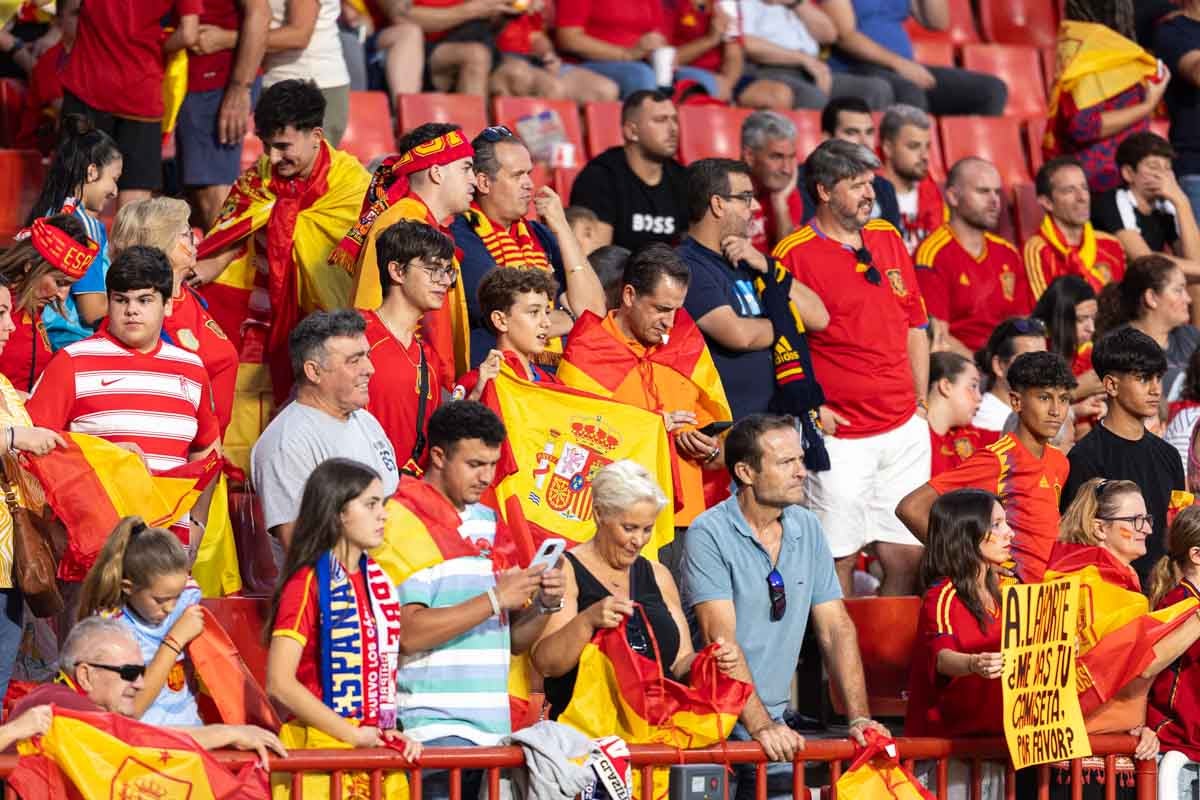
[652,46,676,89]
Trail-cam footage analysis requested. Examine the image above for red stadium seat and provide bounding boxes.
[554,166,581,200]
[583,101,623,159]
[829,596,921,718]
[912,39,956,67]
[0,149,45,240]
[903,0,978,46]
[492,97,585,158]
[783,109,824,160]
[200,597,272,688]
[961,44,1047,120]
[1025,116,1047,174]
[1150,118,1171,141]
[1041,48,1058,95]
[241,129,263,172]
[677,106,754,163]
[340,91,397,164]
[940,116,1030,187]
[396,92,489,139]
[0,78,26,147]
[1012,182,1044,245]
[978,0,1058,49]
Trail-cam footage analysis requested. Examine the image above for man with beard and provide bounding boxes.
[679,158,829,421]
[915,157,1032,356]
[773,139,930,596]
[741,111,802,253]
[569,90,689,252]
[452,126,604,368]
[879,104,945,254]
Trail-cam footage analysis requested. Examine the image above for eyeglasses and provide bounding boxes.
[855,247,881,286]
[479,125,514,143]
[1097,514,1153,532]
[720,191,756,205]
[767,568,786,622]
[86,662,146,682]
[1010,317,1047,336]
[415,260,459,285]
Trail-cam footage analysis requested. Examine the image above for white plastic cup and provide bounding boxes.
[550,141,577,169]
[652,46,676,89]
[717,0,740,42]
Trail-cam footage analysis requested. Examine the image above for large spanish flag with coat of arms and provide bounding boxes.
[10,705,268,799]
[1043,542,1200,720]
[481,364,679,558]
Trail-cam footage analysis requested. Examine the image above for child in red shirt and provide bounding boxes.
[926,352,999,478]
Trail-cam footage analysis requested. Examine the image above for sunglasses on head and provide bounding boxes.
[1010,317,1047,336]
[86,662,146,682]
[479,125,515,143]
[767,568,786,622]
[855,247,881,286]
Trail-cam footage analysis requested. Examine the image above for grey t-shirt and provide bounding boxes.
[251,401,400,529]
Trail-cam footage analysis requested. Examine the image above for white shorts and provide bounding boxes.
[805,413,931,558]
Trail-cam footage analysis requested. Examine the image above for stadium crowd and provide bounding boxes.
[1,0,1200,796]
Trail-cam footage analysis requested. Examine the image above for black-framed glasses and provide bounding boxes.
[767,568,786,622]
[626,609,650,655]
[1097,514,1153,532]
[856,247,881,286]
[721,191,756,205]
[86,662,146,682]
[479,125,514,143]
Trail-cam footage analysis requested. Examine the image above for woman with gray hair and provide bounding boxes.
[531,460,739,718]
[110,198,238,433]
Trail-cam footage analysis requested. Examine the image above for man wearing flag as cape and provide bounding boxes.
[191,79,370,469]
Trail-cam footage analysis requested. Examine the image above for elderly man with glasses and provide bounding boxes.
[11,617,285,766]
[680,414,887,800]
[773,138,931,598]
[450,125,604,370]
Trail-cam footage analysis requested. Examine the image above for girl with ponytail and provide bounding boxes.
[77,515,204,726]
[28,114,122,349]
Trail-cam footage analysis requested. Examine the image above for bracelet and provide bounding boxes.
[163,636,182,654]
[486,586,501,617]
[704,447,721,464]
[536,594,565,615]
[847,717,872,728]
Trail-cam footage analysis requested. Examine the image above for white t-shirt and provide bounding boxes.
[263,0,350,89]
[739,0,819,55]
[972,391,1014,432]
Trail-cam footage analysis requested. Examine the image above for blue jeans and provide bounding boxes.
[0,590,23,709]
[419,735,485,800]
[577,60,719,99]
[1181,174,1200,229]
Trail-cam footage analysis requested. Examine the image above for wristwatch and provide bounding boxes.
[536,595,565,615]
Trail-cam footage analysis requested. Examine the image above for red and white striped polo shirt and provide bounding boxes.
[27,330,220,473]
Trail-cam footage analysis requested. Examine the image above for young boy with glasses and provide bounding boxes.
[896,351,1076,583]
[1060,326,1185,582]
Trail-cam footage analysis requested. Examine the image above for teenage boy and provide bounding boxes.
[455,267,560,400]
[896,351,1076,582]
[1060,326,1184,579]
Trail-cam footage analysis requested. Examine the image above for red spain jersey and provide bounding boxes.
[671,0,722,71]
[272,565,367,704]
[929,433,1069,582]
[0,309,53,393]
[163,288,238,435]
[772,219,928,437]
[905,578,1004,737]
[896,175,947,255]
[929,423,1000,478]
[1024,220,1126,299]
[26,329,220,474]
[362,310,442,475]
[915,224,1032,353]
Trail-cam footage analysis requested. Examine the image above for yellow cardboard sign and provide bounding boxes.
[1001,577,1091,769]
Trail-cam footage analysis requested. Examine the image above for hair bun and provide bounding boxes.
[60,113,96,141]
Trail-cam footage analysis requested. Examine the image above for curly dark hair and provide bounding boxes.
[477,267,559,336]
[427,400,506,455]
[1092,325,1167,379]
[1006,351,1078,392]
[254,79,325,138]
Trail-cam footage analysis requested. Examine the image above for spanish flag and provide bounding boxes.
[557,310,730,526]
[22,434,221,582]
[190,606,280,731]
[557,617,752,800]
[191,474,243,598]
[1044,543,1200,719]
[483,364,679,558]
[10,705,269,799]
[1044,20,1159,157]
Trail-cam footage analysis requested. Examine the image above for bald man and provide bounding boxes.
[12,617,285,766]
[914,158,1033,356]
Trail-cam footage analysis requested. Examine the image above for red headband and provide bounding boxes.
[18,218,99,280]
[395,130,475,176]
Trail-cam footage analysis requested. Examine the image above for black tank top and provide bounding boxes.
[545,552,681,720]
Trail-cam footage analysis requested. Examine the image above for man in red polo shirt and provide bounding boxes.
[363,219,450,477]
[1025,157,1127,299]
[773,138,930,597]
[879,104,945,255]
[916,157,1032,357]
[59,0,200,207]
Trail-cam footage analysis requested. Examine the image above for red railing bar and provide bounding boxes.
[449,766,461,800]
[1069,758,1083,800]
[640,764,654,800]
[487,765,500,800]
[1135,755,1156,800]
[1004,764,1016,800]
[754,762,766,800]
[1104,754,1116,800]
[370,768,382,800]
[1037,763,1050,800]
[969,758,982,800]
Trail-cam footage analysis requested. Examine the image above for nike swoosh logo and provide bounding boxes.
[100,378,122,387]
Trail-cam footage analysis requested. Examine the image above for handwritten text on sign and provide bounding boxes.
[1001,577,1090,770]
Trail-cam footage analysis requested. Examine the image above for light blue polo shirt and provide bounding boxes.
[680,495,841,720]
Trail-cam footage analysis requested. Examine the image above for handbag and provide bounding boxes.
[1,459,63,618]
